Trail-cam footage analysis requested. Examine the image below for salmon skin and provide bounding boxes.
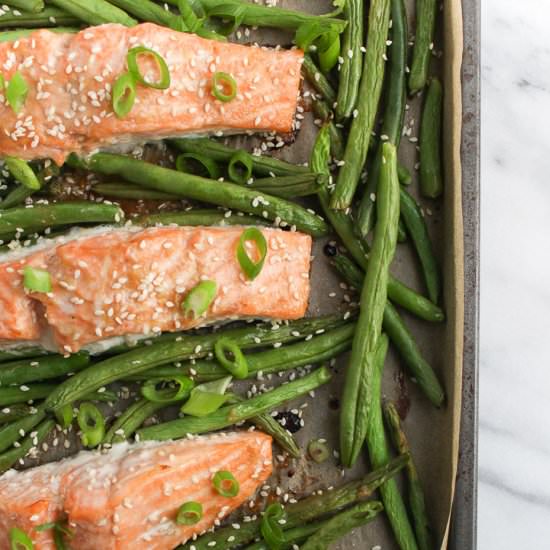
[0,23,303,165]
[0,225,312,353]
[0,431,273,550]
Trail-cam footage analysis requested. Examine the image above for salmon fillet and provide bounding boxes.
[0,226,312,353]
[0,432,273,550]
[0,24,304,165]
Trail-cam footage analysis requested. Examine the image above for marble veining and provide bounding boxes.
[480,0,550,546]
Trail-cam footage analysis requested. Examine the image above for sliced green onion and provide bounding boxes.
[112,72,136,119]
[127,46,170,90]
[77,402,105,448]
[9,527,33,550]
[6,71,29,114]
[295,22,340,72]
[228,150,253,184]
[176,501,203,525]
[35,522,73,550]
[4,157,41,190]
[212,470,240,497]
[214,338,248,379]
[141,375,194,404]
[236,227,267,280]
[176,0,203,32]
[0,74,5,90]
[182,280,217,319]
[23,266,51,293]
[206,3,246,35]
[176,153,221,180]
[211,71,237,102]
[55,403,74,429]
[180,376,232,417]
[307,439,330,463]
[260,502,286,550]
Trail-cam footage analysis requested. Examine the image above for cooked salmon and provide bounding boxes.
[0,431,273,550]
[0,24,304,165]
[0,226,312,353]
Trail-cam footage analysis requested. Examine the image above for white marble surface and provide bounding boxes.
[480,0,550,547]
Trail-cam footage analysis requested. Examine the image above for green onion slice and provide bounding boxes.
[214,338,248,379]
[0,74,5,89]
[211,71,237,102]
[260,502,286,550]
[112,72,136,119]
[176,501,203,525]
[295,23,341,72]
[6,71,29,114]
[205,4,246,35]
[23,266,52,293]
[4,157,41,190]
[236,227,267,280]
[176,153,221,180]
[307,439,330,463]
[228,150,253,184]
[141,375,194,404]
[127,46,171,90]
[212,470,240,498]
[182,280,217,319]
[180,376,232,417]
[54,403,74,429]
[9,528,34,550]
[176,0,203,32]
[77,402,105,448]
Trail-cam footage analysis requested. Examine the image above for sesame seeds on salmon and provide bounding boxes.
[0,24,304,165]
[0,225,312,353]
[0,431,273,550]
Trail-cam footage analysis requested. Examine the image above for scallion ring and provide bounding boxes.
[23,266,52,293]
[211,71,237,102]
[180,376,232,417]
[228,150,253,184]
[212,470,240,497]
[182,280,217,319]
[4,157,41,190]
[214,338,248,379]
[127,46,171,90]
[76,402,105,448]
[112,72,137,119]
[141,375,194,404]
[317,30,340,73]
[307,439,330,463]
[236,227,267,280]
[6,71,29,114]
[176,153,221,180]
[9,528,34,550]
[55,403,74,429]
[176,0,203,33]
[176,501,203,525]
[260,502,286,550]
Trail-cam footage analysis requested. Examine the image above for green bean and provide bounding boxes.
[397,219,408,242]
[243,519,328,550]
[47,0,137,26]
[0,404,46,453]
[137,366,331,441]
[0,418,55,474]
[302,54,337,106]
[79,153,328,237]
[0,202,124,241]
[0,347,49,364]
[0,353,90,386]
[128,324,354,382]
[182,453,408,550]
[356,0,408,237]
[44,316,345,411]
[93,183,181,201]
[0,185,36,209]
[5,0,44,12]
[135,209,268,228]
[340,142,400,468]
[0,404,36,425]
[170,139,310,178]
[384,401,433,550]
[366,335,418,550]
[301,501,383,550]
[312,99,345,160]
[312,125,443,322]
[108,0,175,26]
[409,0,437,93]
[0,383,57,407]
[0,7,79,28]
[400,188,441,303]
[241,174,325,199]
[103,398,165,445]
[419,78,443,198]
[329,0,391,209]
[335,0,364,119]
[249,411,300,458]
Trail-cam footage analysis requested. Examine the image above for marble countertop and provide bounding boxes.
[480,0,550,546]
